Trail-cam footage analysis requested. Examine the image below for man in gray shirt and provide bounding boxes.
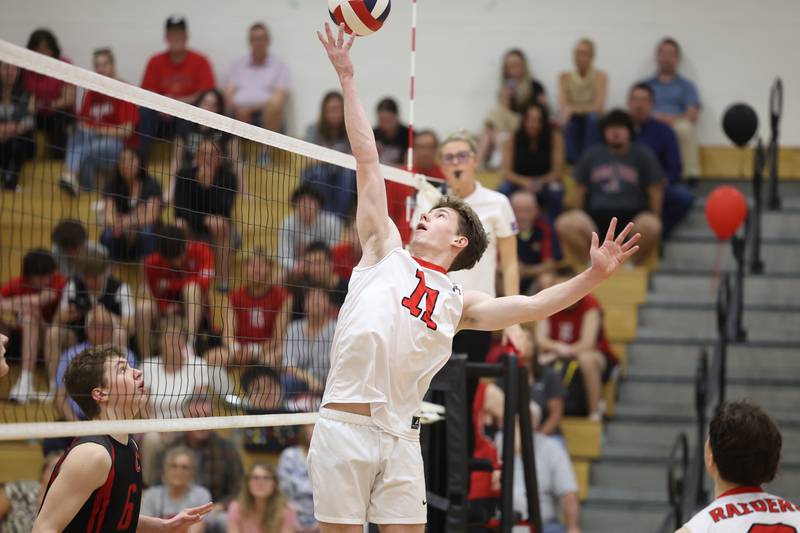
[277,183,342,272]
[555,109,664,266]
[282,286,337,394]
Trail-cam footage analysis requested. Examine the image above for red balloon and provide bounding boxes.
[705,186,748,240]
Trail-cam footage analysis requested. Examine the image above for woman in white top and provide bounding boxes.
[141,315,209,419]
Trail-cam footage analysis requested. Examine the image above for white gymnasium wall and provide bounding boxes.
[1,0,797,145]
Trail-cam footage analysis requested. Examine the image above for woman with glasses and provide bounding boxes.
[228,463,299,533]
[140,446,212,533]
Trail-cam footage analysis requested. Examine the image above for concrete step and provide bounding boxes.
[637,306,800,343]
[625,344,800,380]
[611,400,800,427]
[591,460,800,501]
[660,241,800,275]
[581,503,668,533]
[617,382,800,419]
[674,209,800,240]
[648,274,800,307]
[691,180,800,199]
[600,441,800,468]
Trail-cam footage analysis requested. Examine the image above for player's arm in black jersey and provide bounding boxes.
[33,442,212,533]
[318,23,402,266]
[33,442,111,533]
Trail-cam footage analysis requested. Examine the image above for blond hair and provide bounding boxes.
[440,130,478,155]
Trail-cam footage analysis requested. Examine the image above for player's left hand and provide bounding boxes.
[589,217,641,279]
[162,502,214,532]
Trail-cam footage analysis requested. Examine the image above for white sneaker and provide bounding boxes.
[34,386,56,404]
[59,173,79,196]
[9,374,33,404]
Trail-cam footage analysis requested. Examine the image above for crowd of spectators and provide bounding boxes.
[0,17,710,533]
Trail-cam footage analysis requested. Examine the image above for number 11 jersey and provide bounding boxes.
[321,248,464,441]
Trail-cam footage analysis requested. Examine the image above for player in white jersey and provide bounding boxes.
[311,24,640,532]
[678,401,800,533]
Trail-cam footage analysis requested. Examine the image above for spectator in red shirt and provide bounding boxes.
[209,250,292,373]
[138,16,216,162]
[535,267,617,421]
[511,190,556,294]
[59,48,138,195]
[331,217,362,281]
[385,129,447,244]
[137,225,215,360]
[0,249,66,403]
[24,29,76,159]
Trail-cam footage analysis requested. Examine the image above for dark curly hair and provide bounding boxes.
[64,344,126,420]
[709,400,782,487]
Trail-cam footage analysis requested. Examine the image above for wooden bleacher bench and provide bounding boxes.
[561,417,602,460]
[571,459,590,501]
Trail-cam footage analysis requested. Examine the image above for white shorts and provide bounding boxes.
[307,408,428,525]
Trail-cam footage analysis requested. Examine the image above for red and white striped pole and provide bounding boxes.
[406,0,417,172]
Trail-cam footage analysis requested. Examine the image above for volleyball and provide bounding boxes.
[328,0,391,37]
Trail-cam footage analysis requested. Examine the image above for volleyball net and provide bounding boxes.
[0,39,434,441]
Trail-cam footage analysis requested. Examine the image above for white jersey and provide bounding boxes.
[684,487,800,532]
[447,183,518,297]
[321,248,463,440]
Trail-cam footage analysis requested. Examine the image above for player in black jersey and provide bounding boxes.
[33,345,213,532]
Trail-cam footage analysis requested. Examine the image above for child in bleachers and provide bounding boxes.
[1,249,66,403]
[209,250,292,375]
[45,248,133,399]
[137,225,214,360]
[50,219,107,279]
[535,266,617,421]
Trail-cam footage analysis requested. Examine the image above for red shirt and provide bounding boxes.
[468,382,501,500]
[229,285,289,345]
[0,273,67,322]
[79,90,139,129]
[145,242,214,310]
[23,57,74,113]
[331,242,359,280]
[141,51,215,98]
[547,294,617,366]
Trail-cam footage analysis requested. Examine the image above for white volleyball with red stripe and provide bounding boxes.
[328,0,391,36]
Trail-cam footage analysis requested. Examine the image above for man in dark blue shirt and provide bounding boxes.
[629,83,695,237]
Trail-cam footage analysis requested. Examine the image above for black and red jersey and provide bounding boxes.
[42,435,142,533]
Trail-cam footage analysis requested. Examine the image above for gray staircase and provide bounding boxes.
[581,180,800,533]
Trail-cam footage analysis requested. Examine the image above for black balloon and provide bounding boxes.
[722,103,759,147]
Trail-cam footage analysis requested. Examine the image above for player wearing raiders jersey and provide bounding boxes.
[312,24,640,531]
[678,401,800,533]
[33,345,212,533]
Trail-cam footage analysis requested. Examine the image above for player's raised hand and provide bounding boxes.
[162,502,214,532]
[317,23,356,80]
[589,218,641,279]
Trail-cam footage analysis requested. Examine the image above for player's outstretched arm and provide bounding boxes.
[317,23,401,263]
[138,503,214,532]
[459,219,640,331]
[32,443,111,533]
